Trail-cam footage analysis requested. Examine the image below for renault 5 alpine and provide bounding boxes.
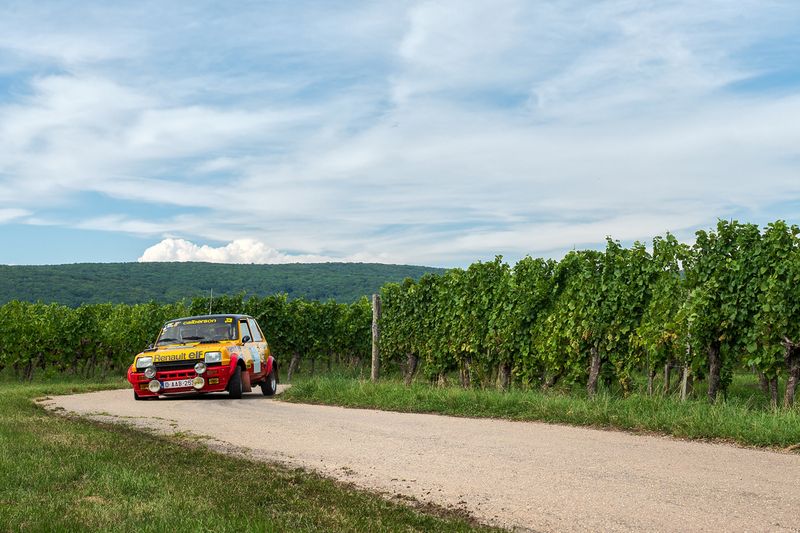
[127,314,278,400]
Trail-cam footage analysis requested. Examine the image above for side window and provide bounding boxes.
[247,319,263,342]
[239,320,252,342]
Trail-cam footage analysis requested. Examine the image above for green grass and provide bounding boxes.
[281,374,800,449]
[0,377,497,532]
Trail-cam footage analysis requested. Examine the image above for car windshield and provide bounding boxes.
[156,317,237,345]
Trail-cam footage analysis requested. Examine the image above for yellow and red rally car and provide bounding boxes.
[127,314,278,400]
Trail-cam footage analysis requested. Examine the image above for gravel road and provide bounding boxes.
[42,389,800,532]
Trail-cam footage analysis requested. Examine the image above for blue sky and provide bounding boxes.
[1,1,799,267]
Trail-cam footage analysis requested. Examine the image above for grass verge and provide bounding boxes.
[281,376,800,449]
[0,378,497,532]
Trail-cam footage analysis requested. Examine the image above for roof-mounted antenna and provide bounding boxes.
[208,289,213,315]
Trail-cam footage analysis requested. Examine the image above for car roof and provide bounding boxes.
[166,314,254,322]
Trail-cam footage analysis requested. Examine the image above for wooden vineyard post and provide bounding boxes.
[371,293,381,382]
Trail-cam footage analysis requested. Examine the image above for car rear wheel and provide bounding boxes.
[261,368,277,396]
[228,365,243,399]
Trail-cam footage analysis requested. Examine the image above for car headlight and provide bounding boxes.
[144,366,157,379]
[194,362,207,374]
[204,351,222,364]
[136,356,153,369]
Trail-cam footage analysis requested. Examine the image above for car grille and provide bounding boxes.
[153,361,222,371]
[154,361,198,371]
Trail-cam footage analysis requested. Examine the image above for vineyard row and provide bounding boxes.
[1,219,799,407]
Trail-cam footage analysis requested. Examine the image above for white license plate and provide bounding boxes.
[162,378,193,390]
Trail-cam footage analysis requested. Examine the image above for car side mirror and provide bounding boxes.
[242,335,251,344]
[147,343,154,349]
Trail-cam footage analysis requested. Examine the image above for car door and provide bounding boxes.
[238,318,261,375]
[247,318,268,376]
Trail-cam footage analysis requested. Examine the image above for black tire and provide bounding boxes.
[261,368,277,396]
[134,390,143,401]
[228,365,243,399]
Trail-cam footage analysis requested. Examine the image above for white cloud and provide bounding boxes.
[138,238,337,264]
[394,0,528,103]
[0,72,318,207]
[0,24,140,66]
[0,209,30,223]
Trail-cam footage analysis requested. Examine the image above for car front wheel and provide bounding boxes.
[228,366,243,399]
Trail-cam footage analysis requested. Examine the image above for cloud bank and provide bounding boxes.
[138,238,336,264]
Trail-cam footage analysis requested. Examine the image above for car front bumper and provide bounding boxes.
[127,364,234,398]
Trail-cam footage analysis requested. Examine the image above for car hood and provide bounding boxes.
[135,343,231,365]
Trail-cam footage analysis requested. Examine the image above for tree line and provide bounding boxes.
[379,220,800,408]
[0,262,442,306]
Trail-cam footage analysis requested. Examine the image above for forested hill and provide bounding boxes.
[0,262,444,306]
